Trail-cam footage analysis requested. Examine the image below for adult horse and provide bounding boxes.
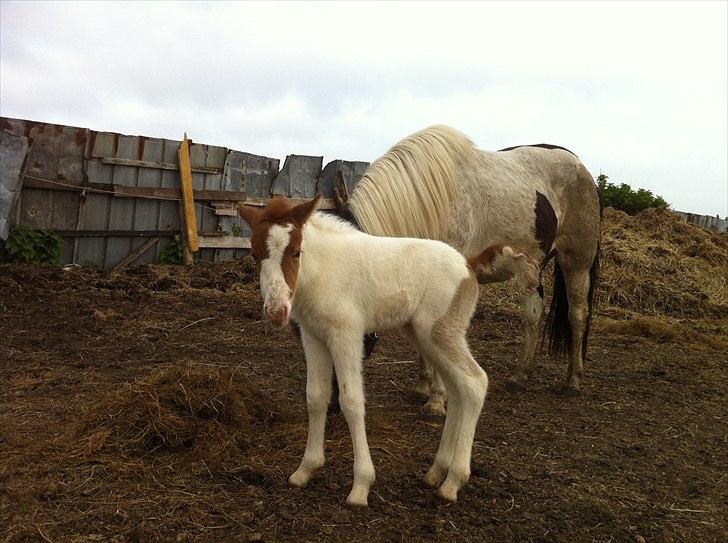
[345,125,601,415]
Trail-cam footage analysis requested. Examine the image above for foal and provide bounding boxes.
[239,195,494,506]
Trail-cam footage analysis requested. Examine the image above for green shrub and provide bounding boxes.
[2,225,64,264]
[159,238,184,265]
[597,174,668,215]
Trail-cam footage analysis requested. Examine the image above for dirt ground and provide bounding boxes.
[1,261,727,543]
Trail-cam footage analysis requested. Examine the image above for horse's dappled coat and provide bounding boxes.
[348,125,601,407]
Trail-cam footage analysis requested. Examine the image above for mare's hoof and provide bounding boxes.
[419,411,445,427]
[410,386,430,403]
[550,383,581,397]
[504,378,526,394]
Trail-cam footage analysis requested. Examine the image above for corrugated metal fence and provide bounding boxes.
[673,211,728,233]
[0,117,369,268]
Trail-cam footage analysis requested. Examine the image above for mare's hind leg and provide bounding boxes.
[506,287,544,393]
[421,369,446,423]
[290,329,333,488]
[554,263,592,396]
[403,332,446,422]
[412,353,431,400]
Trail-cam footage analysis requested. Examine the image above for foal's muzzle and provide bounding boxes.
[263,301,290,327]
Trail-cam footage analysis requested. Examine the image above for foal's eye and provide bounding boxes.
[293,250,301,258]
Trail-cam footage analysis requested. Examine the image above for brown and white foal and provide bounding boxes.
[239,195,505,506]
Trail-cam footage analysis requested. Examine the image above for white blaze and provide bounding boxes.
[260,223,294,313]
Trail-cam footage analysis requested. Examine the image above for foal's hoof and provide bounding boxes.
[550,383,581,397]
[346,489,369,507]
[418,411,445,427]
[288,470,309,488]
[504,377,526,394]
[436,484,458,502]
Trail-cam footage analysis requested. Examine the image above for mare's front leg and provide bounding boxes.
[289,329,333,488]
[506,286,544,392]
[330,330,375,506]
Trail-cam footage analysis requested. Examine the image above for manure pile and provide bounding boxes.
[599,207,728,317]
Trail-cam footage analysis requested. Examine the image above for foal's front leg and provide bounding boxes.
[330,332,375,506]
[289,329,333,488]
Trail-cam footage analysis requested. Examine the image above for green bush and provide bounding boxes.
[2,225,65,264]
[159,238,184,265]
[597,174,668,215]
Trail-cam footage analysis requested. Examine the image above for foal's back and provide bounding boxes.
[302,215,473,333]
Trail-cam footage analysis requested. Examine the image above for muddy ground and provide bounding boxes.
[1,262,726,542]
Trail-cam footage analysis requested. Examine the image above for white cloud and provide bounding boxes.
[1,0,726,215]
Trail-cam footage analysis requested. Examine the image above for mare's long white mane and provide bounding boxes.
[349,125,477,240]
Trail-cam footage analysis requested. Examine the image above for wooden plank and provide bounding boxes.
[100,156,222,174]
[111,236,162,271]
[53,229,225,237]
[243,195,337,209]
[198,235,251,249]
[22,177,337,208]
[21,176,271,203]
[178,133,199,253]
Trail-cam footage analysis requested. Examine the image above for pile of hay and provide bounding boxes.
[76,364,289,468]
[600,208,728,317]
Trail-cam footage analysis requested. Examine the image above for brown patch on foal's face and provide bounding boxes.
[238,196,320,326]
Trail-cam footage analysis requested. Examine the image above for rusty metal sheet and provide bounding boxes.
[271,155,322,198]
[318,159,370,198]
[0,132,29,239]
[77,132,115,267]
[104,135,139,268]
[133,137,165,264]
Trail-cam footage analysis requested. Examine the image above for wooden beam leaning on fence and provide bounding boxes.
[177,133,199,264]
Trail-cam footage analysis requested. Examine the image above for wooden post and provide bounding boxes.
[178,133,199,256]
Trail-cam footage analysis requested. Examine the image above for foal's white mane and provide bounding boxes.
[306,211,359,235]
[349,125,477,240]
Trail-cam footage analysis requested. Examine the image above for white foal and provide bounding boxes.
[239,195,498,506]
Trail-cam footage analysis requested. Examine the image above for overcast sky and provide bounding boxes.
[1,1,726,215]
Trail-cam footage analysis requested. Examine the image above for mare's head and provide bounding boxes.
[238,195,320,327]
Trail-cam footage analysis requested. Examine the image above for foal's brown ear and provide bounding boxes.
[238,204,262,227]
[292,194,321,226]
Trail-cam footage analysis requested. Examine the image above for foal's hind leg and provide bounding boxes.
[418,336,488,501]
[290,330,333,488]
[506,287,544,393]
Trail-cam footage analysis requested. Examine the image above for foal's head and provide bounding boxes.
[238,195,320,327]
